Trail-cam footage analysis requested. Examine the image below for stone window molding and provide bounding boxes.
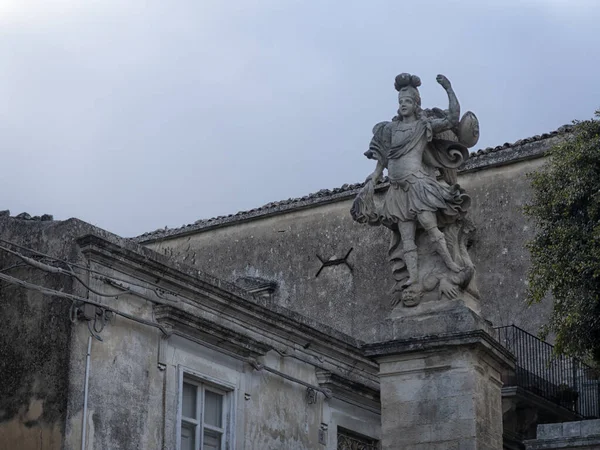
[176,365,237,450]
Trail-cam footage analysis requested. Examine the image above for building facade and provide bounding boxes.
[1,125,598,450]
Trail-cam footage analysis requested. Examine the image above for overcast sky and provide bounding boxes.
[1,0,599,237]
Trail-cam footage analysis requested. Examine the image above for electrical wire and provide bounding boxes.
[0,244,178,305]
[0,271,172,336]
[0,263,28,273]
[0,270,334,399]
[0,244,122,298]
[0,237,181,298]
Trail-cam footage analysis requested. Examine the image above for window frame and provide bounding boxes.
[337,426,380,450]
[176,365,236,450]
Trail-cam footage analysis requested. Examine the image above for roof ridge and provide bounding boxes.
[134,124,573,243]
[468,124,572,159]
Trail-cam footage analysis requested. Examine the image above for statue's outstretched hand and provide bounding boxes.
[436,74,452,90]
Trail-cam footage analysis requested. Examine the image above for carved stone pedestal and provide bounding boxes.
[364,304,515,450]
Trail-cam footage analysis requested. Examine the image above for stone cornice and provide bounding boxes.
[77,233,380,390]
[316,370,380,414]
[363,329,516,370]
[153,305,273,358]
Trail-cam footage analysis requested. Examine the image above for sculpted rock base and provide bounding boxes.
[388,217,479,309]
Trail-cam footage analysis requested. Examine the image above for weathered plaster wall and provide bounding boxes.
[59,264,380,450]
[148,201,390,342]
[145,151,554,342]
[460,157,548,329]
[0,217,175,450]
[1,215,379,450]
[63,289,166,450]
[0,217,91,450]
[0,223,378,450]
[160,336,380,450]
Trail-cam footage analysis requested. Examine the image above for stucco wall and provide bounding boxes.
[59,231,381,450]
[0,214,381,449]
[0,217,94,450]
[145,154,553,342]
[61,288,380,450]
[62,289,166,450]
[460,157,548,329]
[159,337,380,450]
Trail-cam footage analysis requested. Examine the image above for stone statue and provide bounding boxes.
[351,73,480,308]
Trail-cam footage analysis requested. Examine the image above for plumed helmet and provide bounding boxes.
[394,73,422,106]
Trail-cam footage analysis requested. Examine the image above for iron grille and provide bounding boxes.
[337,428,379,450]
[495,325,599,418]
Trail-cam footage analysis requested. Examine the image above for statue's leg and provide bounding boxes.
[397,220,418,286]
[417,212,461,273]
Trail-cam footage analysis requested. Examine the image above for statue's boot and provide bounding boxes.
[401,248,419,287]
[430,229,461,273]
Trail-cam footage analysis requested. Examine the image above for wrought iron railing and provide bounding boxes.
[337,428,380,450]
[495,325,600,418]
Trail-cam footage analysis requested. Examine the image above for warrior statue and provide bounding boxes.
[351,73,480,307]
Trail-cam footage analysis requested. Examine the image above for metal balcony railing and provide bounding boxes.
[495,325,600,418]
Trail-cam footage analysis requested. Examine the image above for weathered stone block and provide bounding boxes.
[579,418,600,437]
[525,419,600,449]
[377,300,494,343]
[364,303,514,450]
[562,420,581,437]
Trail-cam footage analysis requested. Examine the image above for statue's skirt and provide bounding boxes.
[381,173,469,225]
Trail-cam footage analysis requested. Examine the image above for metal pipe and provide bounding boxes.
[81,336,92,450]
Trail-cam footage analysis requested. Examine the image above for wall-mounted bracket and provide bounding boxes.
[315,248,353,277]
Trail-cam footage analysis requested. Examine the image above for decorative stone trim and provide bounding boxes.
[315,370,380,414]
[154,305,272,358]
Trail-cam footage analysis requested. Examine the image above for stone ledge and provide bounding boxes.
[315,370,381,414]
[539,419,600,439]
[524,436,600,449]
[363,303,515,370]
[154,305,273,358]
[525,419,600,449]
[502,386,581,423]
[363,329,515,370]
[379,299,491,342]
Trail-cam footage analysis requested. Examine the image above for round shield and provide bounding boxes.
[457,111,480,148]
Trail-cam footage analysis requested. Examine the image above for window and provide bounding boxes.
[337,427,380,450]
[179,376,232,450]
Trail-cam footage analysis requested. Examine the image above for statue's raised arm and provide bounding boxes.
[429,74,460,133]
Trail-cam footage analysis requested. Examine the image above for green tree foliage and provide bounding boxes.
[525,110,600,365]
